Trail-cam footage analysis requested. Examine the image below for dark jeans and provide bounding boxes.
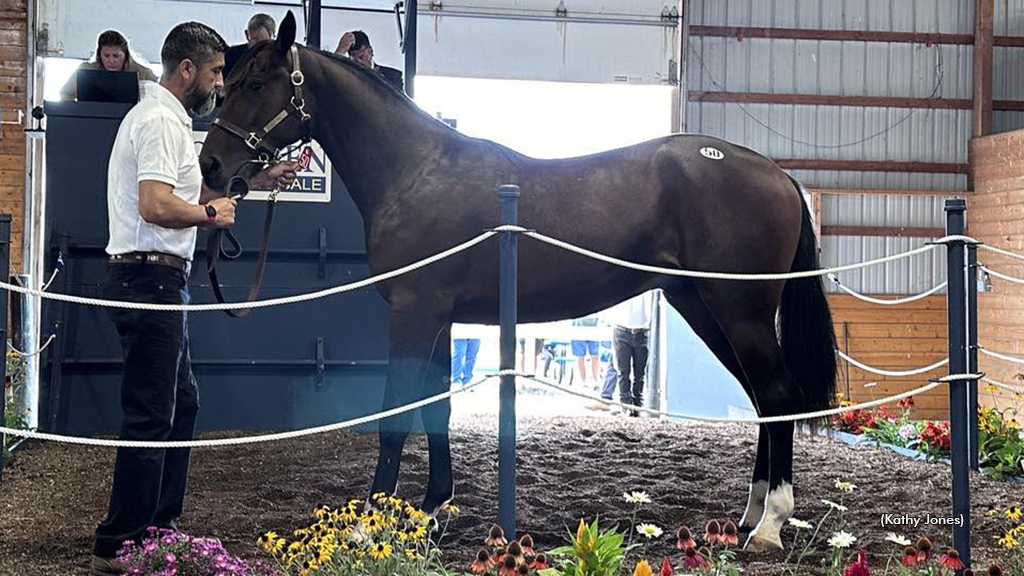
[614,326,649,407]
[94,264,198,558]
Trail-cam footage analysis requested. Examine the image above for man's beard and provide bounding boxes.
[185,80,216,117]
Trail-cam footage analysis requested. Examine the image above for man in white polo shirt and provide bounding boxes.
[92,21,295,576]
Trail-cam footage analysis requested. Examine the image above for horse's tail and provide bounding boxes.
[779,176,838,425]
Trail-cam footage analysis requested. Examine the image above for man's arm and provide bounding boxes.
[139,180,236,229]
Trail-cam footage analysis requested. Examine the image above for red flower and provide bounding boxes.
[659,558,673,576]
[471,550,494,574]
[703,520,721,544]
[915,537,933,563]
[516,564,530,576]
[505,541,524,560]
[720,522,739,546]
[675,526,696,551]
[529,553,549,571]
[920,422,951,452]
[518,534,535,556]
[843,549,870,576]
[497,554,518,576]
[682,548,710,569]
[897,396,915,410]
[938,549,965,571]
[485,524,509,547]
[901,546,919,567]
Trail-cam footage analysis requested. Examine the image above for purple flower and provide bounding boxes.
[898,424,917,440]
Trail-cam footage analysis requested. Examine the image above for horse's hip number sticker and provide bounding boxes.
[700,146,725,160]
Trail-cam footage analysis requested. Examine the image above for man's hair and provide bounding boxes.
[161,22,227,77]
[349,30,372,53]
[247,13,276,38]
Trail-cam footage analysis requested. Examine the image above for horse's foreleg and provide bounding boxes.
[739,426,770,529]
[370,311,449,498]
[420,325,454,515]
[744,421,794,551]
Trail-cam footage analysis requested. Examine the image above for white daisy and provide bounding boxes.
[827,530,857,549]
[884,533,911,546]
[623,491,652,504]
[636,524,663,539]
[787,518,813,529]
[834,480,857,493]
[821,499,849,512]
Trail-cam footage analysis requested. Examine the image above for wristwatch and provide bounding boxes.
[204,204,217,227]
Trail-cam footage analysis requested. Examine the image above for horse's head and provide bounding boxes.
[199,11,314,192]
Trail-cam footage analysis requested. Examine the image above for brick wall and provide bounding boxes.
[0,0,26,272]
[830,294,950,421]
[967,130,1024,413]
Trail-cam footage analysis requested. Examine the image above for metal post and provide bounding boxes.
[0,215,12,481]
[943,199,971,572]
[967,240,980,471]
[497,184,520,538]
[403,0,417,98]
[306,0,322,49]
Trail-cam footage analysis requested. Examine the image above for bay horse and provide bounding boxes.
[198,11,837,550]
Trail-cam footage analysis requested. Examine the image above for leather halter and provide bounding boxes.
[204,44,312,318]
[211,44,312,163]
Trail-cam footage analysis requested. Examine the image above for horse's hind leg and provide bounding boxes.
[370,308,450,500]
[663,286,769,532]
[419,325,456,515]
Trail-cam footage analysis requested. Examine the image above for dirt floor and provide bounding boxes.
[0,412,1021,576]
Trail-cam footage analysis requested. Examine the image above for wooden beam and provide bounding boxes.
[776,159,969,174]
[822,225,945,237]
[688,91,1024,111]
[690,25,1024,47]
[975,0,994,137]
[810,188,968,196]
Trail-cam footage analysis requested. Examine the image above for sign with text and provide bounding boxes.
[193,131,333,203]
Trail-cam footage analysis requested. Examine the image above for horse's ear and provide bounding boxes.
[276,11,296,54]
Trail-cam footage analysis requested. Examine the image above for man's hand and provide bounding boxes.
[335,32,355,55]
[207,197,237,228]
[250,161,299,191]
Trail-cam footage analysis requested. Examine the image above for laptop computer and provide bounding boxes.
[76,69,140,104]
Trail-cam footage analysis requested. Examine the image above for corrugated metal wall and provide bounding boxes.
[686,0,996,293]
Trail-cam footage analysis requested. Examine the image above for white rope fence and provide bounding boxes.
[7,334,56,357]
[981,376,1024,395]
[0,374,492,448]
[514,371,945,424]
[828,274,947,306]
[836,349,948,377]
[979,347,1024,366]
[0,231,499,312]
[980,265,1024,286]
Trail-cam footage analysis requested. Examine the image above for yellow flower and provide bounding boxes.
[442,502,461,515]
[313,505,330,520]
[368,541,393,560]
[258,531,278,553]
[270,538,286,555]
[405,548,421,560]
[1007,507,1023,522]
[387,496,404,510]
[409,510,431,525]
[998,532,1019,549]
[372,492,389,503]
[316,546,333,564]
[407,523,428,541]
[633,560,653,576]
[361,512,385,533]
[985,384,998,393]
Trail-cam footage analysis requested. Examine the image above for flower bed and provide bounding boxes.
[830,395,1024,481]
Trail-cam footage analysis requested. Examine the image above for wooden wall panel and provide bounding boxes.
[0,0,26,272]
[967,130,1024,414]
[830,294,951,421]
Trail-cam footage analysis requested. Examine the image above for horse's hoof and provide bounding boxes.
[744,533,783,551]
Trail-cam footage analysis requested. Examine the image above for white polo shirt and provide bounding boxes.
[106,81,201,261]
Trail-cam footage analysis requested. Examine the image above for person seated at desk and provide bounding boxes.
[334,30,404,93]
[60,30,157,100]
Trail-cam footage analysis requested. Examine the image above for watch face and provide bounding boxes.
[206,204,217,218]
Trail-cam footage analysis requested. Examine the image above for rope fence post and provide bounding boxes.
[967,236,979,471]
[497,184,520,538]
[0,215,11,481]
[943,198,971,571]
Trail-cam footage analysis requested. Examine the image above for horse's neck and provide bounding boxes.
[308,57,447,220]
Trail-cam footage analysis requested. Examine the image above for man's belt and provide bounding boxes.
[615,326,649,334]
[109,252,189,273]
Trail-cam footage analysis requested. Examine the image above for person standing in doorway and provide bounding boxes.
[604,291,654,417]
[451,338,481,386]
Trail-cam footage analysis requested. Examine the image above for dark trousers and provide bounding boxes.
[94,264,199,558]
[613,326,649,407]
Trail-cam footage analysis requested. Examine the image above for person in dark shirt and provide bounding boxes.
[334,30,404,93]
